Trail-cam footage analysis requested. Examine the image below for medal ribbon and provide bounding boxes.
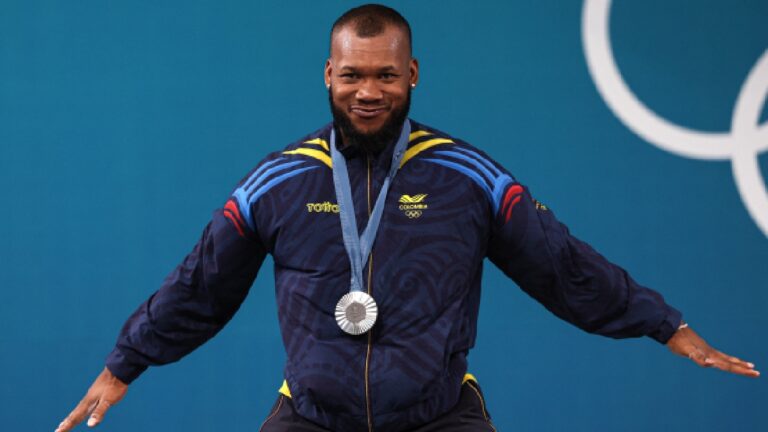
[330,120,411,293]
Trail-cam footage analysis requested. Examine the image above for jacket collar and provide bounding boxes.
[332,119,413,170]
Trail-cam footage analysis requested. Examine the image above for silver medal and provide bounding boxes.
[335,291,378,335]
[329,122,410,337]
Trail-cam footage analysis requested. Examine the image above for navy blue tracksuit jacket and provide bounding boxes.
[106,119,682,432]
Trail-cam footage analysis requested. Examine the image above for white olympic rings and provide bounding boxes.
[582,0,768,237]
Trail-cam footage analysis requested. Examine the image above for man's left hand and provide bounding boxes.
[666,325,760,377]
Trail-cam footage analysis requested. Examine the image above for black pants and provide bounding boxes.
[259,380,496,432]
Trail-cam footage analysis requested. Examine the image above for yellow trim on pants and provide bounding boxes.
[278,380,292,398]
[278,373,478,399]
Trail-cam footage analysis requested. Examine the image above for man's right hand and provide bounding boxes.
[56,367,128,431]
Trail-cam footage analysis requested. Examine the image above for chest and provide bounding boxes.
[257,159,491,274]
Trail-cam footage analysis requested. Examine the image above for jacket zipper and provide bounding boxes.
[364,154,374,432]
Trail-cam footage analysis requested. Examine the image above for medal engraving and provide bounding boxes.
[346,302,367,323]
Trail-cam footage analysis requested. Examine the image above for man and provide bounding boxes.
[57,4,758,432]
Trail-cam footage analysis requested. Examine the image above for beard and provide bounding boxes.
[329,87,411,154]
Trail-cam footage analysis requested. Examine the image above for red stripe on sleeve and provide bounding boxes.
[502,184,524,212]
[225,199,246,227]
[223,210,246,237]
[504,195,522,223]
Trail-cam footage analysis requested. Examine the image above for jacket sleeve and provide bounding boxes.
[486,180,682,344]
[105,196,267,384]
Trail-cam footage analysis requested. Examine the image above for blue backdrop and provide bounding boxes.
[1,1,766,431]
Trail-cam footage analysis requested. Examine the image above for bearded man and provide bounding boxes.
[57,4,758,432]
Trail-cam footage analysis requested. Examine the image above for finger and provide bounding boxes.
[714,353,760,377]
[710,349,756,370]
[56,397,97,432]
[725,355,755,369]
[712,360,761,377]
[87,399,112,428]
[56,418,75,432]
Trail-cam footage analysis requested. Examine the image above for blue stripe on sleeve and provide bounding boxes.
[425,151,513,214]
[233,161,318,231]
[451,146,503,177]
[242,158,284,191]
[423,158,494,205]
[433,150,496,185]
[245,160,306,200]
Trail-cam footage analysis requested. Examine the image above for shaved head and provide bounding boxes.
[330,4,412,56]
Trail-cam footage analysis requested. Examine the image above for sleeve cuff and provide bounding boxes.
[105,347,148,384]
[646,306,683,344]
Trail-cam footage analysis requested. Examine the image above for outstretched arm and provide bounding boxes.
[487,181,758,377]
[487,182,681,342]
[104,205,266,383]
[56,201,267,431]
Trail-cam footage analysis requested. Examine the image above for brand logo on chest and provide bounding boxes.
[398,194,428,218]
[306,201,340,213]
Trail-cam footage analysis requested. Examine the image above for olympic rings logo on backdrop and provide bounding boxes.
[582,0,768,237]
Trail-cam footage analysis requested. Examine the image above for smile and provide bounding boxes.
[350,106,389,119]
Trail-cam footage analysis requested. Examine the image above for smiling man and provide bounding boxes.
[57,4,758,432]
[327,14,416,156]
